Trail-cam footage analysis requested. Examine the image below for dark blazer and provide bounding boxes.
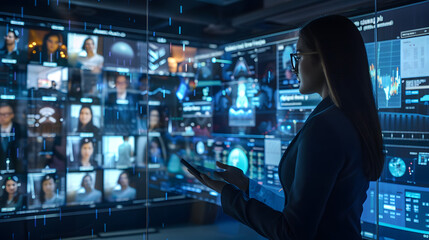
[0,122,25,172]
[221,96,369,240]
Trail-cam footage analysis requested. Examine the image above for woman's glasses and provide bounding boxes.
[290,52,318,74]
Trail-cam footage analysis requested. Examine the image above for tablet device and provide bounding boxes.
[180,158,224,181]
[180,158,202,177]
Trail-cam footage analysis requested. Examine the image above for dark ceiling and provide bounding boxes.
[1,0,426,44]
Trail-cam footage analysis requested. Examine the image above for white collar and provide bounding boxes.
[1,122,13,133]
[117,92,127,100]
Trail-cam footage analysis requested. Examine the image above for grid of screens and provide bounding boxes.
[0,2,428,240]
[0,28,159,216]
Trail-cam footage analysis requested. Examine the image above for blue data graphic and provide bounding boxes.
[227,147,249,174]
[388,157,407,178]
[366,40,402,109]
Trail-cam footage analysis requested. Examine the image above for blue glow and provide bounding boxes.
[176,82,187,100]
[227,148,249,174]
[209,191,219,196]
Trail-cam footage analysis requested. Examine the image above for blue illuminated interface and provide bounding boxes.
[0,2,428,240]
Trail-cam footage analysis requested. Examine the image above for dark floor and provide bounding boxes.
[63,220,267,240]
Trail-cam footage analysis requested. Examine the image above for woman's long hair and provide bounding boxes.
[77,105,95,132]
[117,172,129,186]
[300,15,384,181]
[41,31,62,60]
[0,177,20,206]
[39,174,56,204]
[78,138,97,167]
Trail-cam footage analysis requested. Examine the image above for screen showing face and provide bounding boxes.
[66,171,102,206]
[27,173,65,209]
[28,30,68,66]
[0,26,28,65]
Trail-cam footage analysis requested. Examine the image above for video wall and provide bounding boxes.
[0,1,428,240]
[0,26,158,214]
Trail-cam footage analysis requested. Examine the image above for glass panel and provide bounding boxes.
[374,1,429,239]
[0,1,149,239]
[3,1,428,239]
[146,1,380,240]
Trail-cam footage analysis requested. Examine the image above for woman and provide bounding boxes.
[0,176,23,210]
[109,172,136,202]
[73,138,99,169]
[77,38,104,96]
[75,174,101,203]
[39,174,64,207]
[76,105,100,135]
[33,31,67,65]
[77,37,104,73]
[191,15,384,240]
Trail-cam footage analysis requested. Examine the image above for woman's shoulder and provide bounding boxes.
[93,189,102,196]
[94,54,104,60]
[306,105,355,133]
[302,105,359,145]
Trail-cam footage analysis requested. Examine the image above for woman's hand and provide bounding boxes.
[187,170,227,193]
[214,161,249,194]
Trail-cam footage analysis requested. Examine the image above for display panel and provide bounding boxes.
[0,14,154,220]
[0,3,427,240]
[356,1,429,239]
